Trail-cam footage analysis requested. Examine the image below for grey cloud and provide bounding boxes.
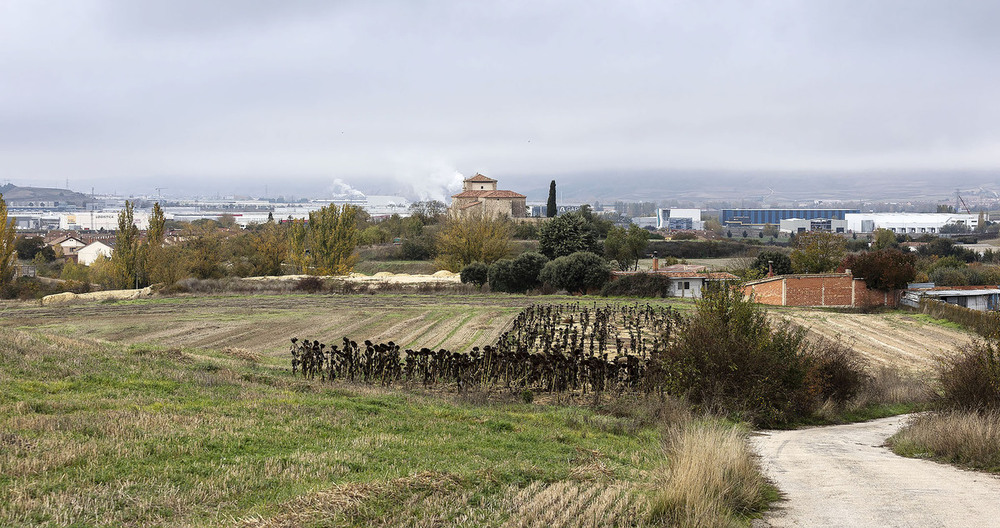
[1,0,998,196]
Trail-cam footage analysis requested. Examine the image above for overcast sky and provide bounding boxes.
[1,0,998,199]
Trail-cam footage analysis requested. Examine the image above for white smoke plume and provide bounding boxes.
[389,159,466,202]
[329,178,366,199]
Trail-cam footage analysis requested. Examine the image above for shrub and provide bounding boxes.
[488,252,549,293]
[600,273,673,298]
[459,262,490,287]
[939,339,1000,411]
[662,284,813,426]
[295,276,326,293]
[920,298,1000,338]
[803,338,870,405]
[647,240,753,259]
[400,236,436,260]
[670,232,697,241]
[539,252,611,294]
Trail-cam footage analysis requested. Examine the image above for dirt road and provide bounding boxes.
[753,415,1000,527]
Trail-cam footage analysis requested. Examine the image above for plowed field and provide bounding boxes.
[0,294,972,372]
[773,308,972,372]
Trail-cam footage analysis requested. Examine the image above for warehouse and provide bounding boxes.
[656,208,704,230]
[843,213,978,234]
[721,209,858,227]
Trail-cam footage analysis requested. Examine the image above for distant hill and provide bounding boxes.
[0,184,92,207]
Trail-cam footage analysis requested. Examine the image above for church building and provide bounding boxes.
[449,174,527,219]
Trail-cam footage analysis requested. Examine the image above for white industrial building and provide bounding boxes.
[59,211,150,231]
[779,218,848,233]
[844,213,978,234]
[656,209,703,230]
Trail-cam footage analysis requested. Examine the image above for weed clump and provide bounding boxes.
[649,420,769,527]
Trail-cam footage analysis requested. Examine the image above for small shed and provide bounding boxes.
[911,286,1000,312]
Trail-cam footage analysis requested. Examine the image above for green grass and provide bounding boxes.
[905,313,966,331]
[0,326,666,527]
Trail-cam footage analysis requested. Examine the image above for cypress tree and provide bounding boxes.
[546,180,557,217]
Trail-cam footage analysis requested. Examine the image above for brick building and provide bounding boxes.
[743,272,900,308]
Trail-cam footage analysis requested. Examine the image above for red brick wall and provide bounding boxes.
[744,279,783,305]
[745,274,899,307]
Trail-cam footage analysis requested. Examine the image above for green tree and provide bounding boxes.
[459,262,490,288]
[488,252,548,293]
[546,180,557,218]
[435,214,513,271]
[143,202,168,285]
[842,249,916,291]
[790,232,846,273]
[287,220,309,273]
[870,228,898,250]
[305,204,360,275]
[762,224,780,238]
[538,211,599,259]
[0,194,16,290]
[604,224,649,271]
[751,251,793,276]
[111,200,141,289]
[539,251,612,294]
[251,221,288,276]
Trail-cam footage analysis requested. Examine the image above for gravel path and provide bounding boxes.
[753,415,1000,527]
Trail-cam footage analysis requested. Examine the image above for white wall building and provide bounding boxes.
[779,218,848,233]
[844,213,978,234]
[77,241,113,265]
[59,211,150,231]
[656,209,704,230]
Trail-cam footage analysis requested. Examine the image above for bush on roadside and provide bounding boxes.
[803,338,871,406]
[939,339,1000,411]
[659,284,824,426]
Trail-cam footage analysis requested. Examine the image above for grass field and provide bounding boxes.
[0,324,675,527]
[0,291,952,526]
[0,294,697,358]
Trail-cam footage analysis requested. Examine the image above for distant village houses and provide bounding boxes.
[449,174,527,219]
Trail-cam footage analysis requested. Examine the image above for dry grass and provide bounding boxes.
[502,481,647,528]
[648,420,769,528]
[813,367,934,423]
[889,411,1000,472]
[222,347,261,363]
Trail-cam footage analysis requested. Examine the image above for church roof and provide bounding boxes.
[465,173,497,183]
[452,190,526,199]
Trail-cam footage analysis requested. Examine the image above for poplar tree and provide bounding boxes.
[546,180,557,217]
[142,202,167,284]
[0,194,16,290]
[112,200,141,289]
[296,204,360,275]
